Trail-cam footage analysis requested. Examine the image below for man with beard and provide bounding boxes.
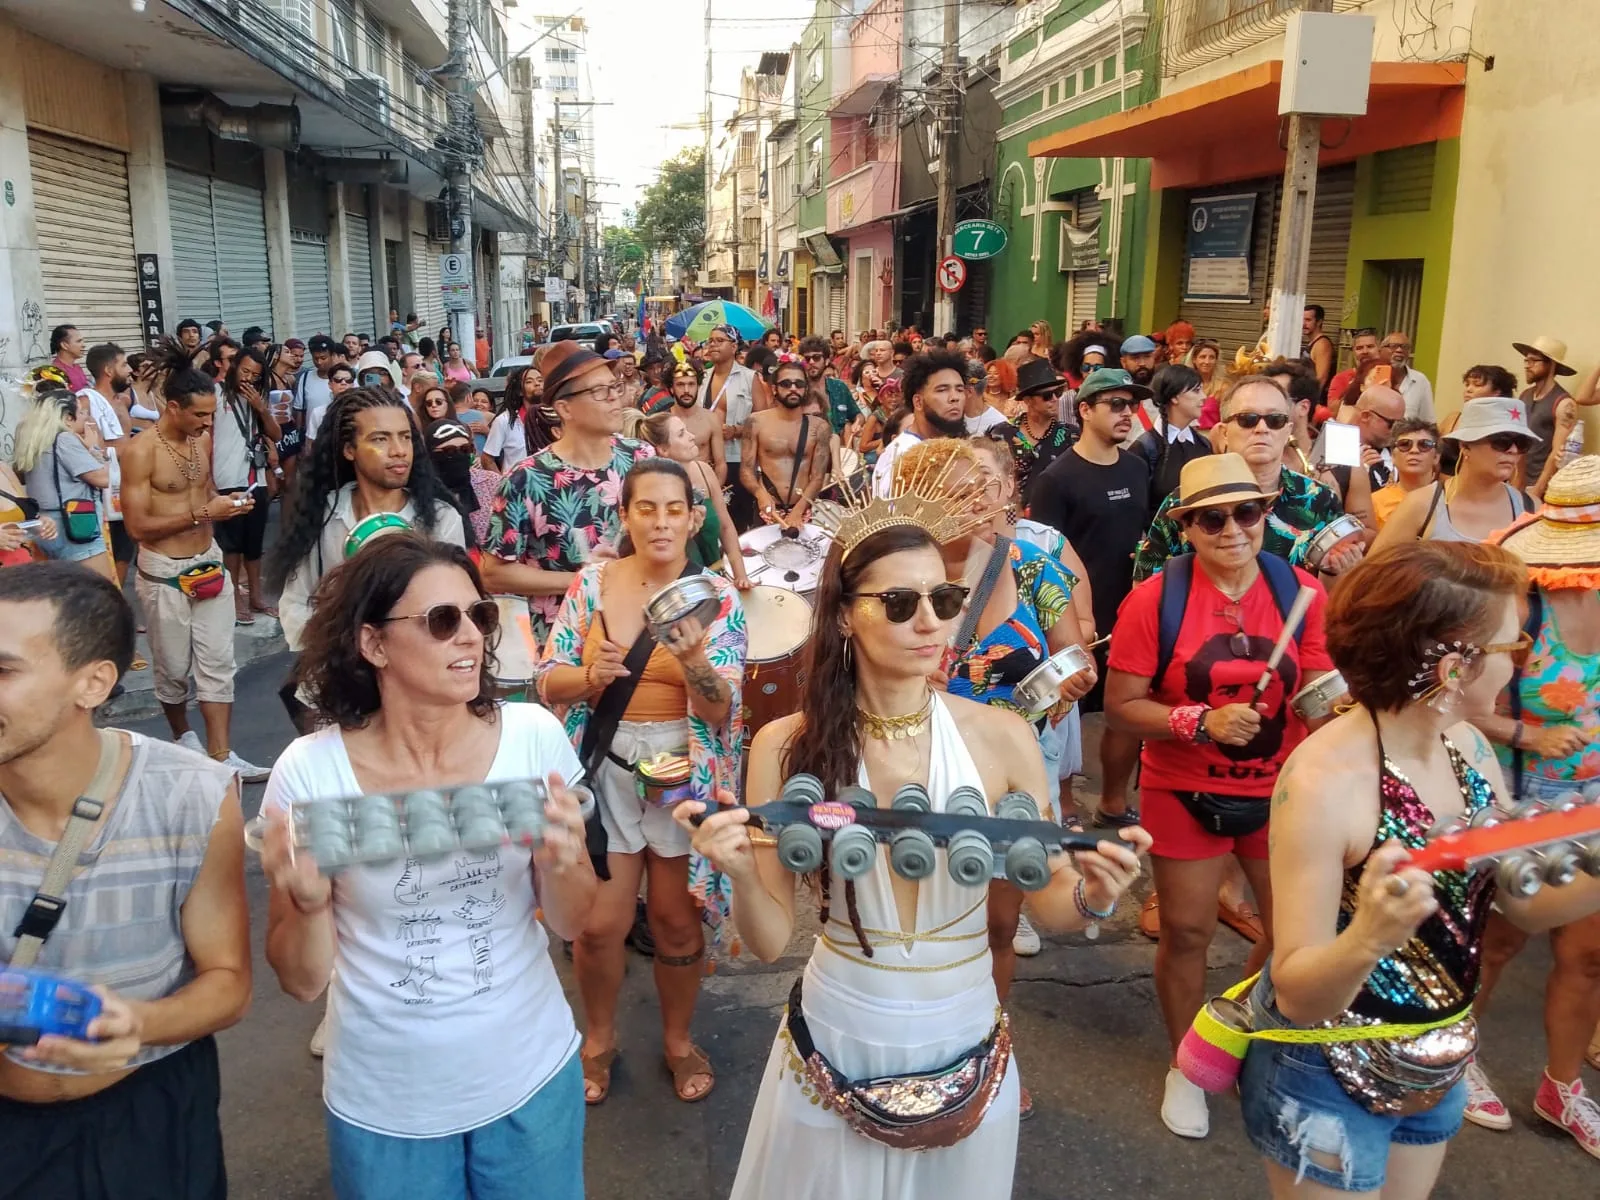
[1380,329,1435,422]
[176,318,204,357]
[664,361,724,481]
[742,358,831,527]
[870,349,970,496]
[1514,334,1578,497]
[1327,326,1380,408]
[1118,333,1162,445]
[81,343,134,580]
[798,335,859,434]
[698,326,762,527]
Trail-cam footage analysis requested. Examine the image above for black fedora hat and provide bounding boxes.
[1015,356,1067,397]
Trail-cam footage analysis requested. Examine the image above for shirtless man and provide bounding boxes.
[669,361,725,481]
[121,341,269,780]
[699,325,767,529]
[741,359,830,528]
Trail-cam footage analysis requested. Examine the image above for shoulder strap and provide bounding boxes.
[1418,482,1444,540]
[1508,586,1543,801]
[1257,553,1308,645]
[1153,553,1195,686]
[952,535,1011,655]
[9,729,122,968]
[786,414,812,503]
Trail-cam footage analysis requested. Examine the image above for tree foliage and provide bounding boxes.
[634,148,705,273]
[601,219,646,290]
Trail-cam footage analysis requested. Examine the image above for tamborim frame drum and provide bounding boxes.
[1011,644,1096,720]
[490,596,538,699]
[1302,513,1365,573]
[644,574,722,642]
[1291,670,1350,721]
[741,585,813,737]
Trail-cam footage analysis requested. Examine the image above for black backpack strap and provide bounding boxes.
[1508,586,1543,802]
[1418,482,1445,540]
[1153,553,1194,686]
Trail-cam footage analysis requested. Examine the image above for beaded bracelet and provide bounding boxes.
[1168,703,1206,744]
[1074,877,1116,921]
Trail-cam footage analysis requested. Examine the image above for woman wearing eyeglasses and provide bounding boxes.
[1107,452,1334,1140]
[536,458,746,1109]
[1235,540,1600,1198]
[1372,419,1440,529]
[260,532,596,1199]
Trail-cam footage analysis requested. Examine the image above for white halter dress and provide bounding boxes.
[729,696,1019,1200]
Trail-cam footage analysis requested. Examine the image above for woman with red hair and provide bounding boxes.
[984,357,1020,420]
[1165,321,1196,365]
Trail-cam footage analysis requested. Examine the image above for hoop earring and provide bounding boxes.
[843,639,853,672]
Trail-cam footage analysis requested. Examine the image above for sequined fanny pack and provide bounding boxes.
[783,978,1011,1151]
[1321,1010,1477,1116]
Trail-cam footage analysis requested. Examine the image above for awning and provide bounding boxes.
[1028,61,1465,191]
[833,73,895,117]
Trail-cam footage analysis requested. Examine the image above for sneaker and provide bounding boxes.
[1464,1060,1513,1130]
[1534,1072,1600,1160]
[1161,1066,1209,1139]
[223,749,273,784]
[308,1012,328,1058]
[176,730,205,754]
[1013,913,1042,957]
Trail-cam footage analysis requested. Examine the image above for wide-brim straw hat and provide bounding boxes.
[1493,456,1600,588]
[1510,335,1576,376]
[1166,452,1280,519]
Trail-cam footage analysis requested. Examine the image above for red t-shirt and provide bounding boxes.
[1108,562,1333,796]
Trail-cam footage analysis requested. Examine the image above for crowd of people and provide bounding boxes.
[2,303,1599,1200]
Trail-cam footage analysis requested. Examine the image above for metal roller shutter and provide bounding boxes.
[291,232,331,340]
[956,260,988,337]
[411,233,444,331]
[1064,191,1102,338]
[168,167,221,328]
[346,209,376,340]
[28,131,143,349]
[212,180,273,338]
[827,275,846,335]
[1305,164,1355,357]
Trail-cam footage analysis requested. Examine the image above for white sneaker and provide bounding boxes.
[176,730,205,754]
[223,749,273,784]
[308,1012,328,1058]
[1013,913,1042,957]
[1161,1066,1210,1139]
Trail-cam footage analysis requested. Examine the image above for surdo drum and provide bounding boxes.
[741,584,813,737]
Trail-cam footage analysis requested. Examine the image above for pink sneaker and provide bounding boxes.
[1534,1072,1600,1161]
[1463,1060,1512,1131]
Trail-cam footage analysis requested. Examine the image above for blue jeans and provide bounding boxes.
[1238,971,1465,1193]
[326,1051,584,1200]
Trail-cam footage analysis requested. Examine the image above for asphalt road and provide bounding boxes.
[128,654,1595,1199]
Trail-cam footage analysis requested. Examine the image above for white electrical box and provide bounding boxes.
[1279,11,1377,116]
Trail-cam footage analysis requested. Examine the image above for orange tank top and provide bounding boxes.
[581,620,687,723]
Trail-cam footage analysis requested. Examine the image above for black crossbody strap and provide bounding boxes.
[952,535,1011,655]
[786,415,812,506]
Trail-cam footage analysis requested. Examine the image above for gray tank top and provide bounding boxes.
[1424,483,1526,542]
[1,732,231,1071]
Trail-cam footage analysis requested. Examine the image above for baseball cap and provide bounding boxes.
[1077,366,1153,404]
[1120,334,1160,356]
[242,325,268,346]
[283,337,307,350]
[602,348,626,361]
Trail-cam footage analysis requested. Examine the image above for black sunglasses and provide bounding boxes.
[1224,411,1291,431]
[377,599,500,641]
[803,352,827,361]
[848,583,970,623]
[773,378,807,390]
[1481,433,1532,453]
[1183,500,1267,536]
[1089,396,1137,413]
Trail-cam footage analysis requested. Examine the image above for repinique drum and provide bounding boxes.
[1290,670,1349,721]
[490,596,537,700]
[644,574,721,642]
[742,585,813,737]
[1012,644,1096,719]
[1302,513,1365,572]
[343,512,411,559]
[739,523,832,599]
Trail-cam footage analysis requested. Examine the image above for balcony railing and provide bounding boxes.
[1158,0,1370,77]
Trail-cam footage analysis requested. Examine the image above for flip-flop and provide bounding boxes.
[1217,898,1265,944]
[582,1047,618,1106]
[235,612,255,626]
[251,604,279,619]
[665,1043,715,1103]
[1092,808,1142,829]
[1138,892,1161,940]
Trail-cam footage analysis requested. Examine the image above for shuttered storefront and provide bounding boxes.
[1064,192,1102,338]
[346,209,376,340]
[28,131,142,349]
[827,274,847,335]
[291,232,331,340]
[166,168,273,337]
[410,233,444,331]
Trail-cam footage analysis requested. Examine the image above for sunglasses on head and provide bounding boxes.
[1394,437,1437,453]
[1479,433,1531,453]
[377,599,500,641]
[1183,500,1267,536]
[1224,411,1291,431]
[848,583,970,623]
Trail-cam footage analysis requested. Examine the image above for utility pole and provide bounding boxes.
[932,0,962,337]
[552,100,565,324]
[444,0,477,355]
[705,0,713,284]
[1264,0,1334,362]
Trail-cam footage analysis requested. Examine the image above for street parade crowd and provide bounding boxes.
[2,304,1600,1200]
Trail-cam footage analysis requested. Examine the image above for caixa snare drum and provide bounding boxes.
[644,575,722,643]
[1011,644,1095,720]
[1290,670,1349,721]
[1302,514,1365,573]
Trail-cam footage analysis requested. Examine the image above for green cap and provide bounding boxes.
[1076,366,1153,405]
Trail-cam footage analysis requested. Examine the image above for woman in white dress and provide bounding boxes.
[680,499,1149,1200]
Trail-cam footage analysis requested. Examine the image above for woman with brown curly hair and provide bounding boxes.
[258,533,596,1199]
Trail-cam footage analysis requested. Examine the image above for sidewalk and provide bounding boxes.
[100,612,288,723]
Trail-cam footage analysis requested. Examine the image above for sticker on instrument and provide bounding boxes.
[808,801,857,830]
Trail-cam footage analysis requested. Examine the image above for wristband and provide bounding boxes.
[1168,703,1207,744]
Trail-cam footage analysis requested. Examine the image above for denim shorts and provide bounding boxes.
[35,508,108,563]
[1237,972,1465,1193]
[326,1050,584,1200]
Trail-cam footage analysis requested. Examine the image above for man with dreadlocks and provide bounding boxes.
[119,338,269,781]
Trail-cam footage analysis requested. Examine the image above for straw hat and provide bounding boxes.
[1493,456,1600,587]
[1510,335,1576,377]
[1166,452,1280,518]
[1443,397,1541,444]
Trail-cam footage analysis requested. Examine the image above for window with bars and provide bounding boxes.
[262,0,313,34]
[329,0,357,67]
[738,132,758,169]
[546,47,577,63]
[364,15,386,77]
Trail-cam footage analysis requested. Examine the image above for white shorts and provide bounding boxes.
[594,719,693,858]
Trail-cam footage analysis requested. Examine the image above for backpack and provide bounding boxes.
[1153,551,1307,686]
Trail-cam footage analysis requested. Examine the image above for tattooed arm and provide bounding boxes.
[661,613,733,726]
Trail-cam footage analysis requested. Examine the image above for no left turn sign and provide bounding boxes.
[937,255,967,293]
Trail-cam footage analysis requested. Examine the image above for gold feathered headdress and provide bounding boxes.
[812,439,1002,562]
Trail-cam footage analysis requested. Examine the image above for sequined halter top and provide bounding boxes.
[1334,721,1498,1024]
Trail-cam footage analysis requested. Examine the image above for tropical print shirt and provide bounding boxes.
[1132,466,1344,582]
[1495,587,1600,785]
[535,563,746,945]
[822,376,860,434]
[996,413,1075,505]
[944,538,1074,720]
[486,436,655,646]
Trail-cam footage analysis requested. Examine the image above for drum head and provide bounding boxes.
[761,536,821,573]
[743,585,813,661]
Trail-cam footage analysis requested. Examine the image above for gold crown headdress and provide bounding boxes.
[813,440,1003,562]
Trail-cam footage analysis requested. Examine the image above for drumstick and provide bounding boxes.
[1250,586,1318,706]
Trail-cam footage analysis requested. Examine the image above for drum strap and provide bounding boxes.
[952,535,1011,655]
[785,415,812,507]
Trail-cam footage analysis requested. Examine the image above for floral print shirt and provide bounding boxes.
[944,539,1074,720]
[1132,466,1344,582]
[997,413,1075,505]
[486,436,655,646]
[535,563,746,944]
[1496,586,1600,784]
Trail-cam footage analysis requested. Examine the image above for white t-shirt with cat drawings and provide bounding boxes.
[262,703,582,1137]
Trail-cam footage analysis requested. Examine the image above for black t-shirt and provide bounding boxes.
[1029,447,1152,636]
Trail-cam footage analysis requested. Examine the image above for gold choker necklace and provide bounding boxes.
[857,694,933,741]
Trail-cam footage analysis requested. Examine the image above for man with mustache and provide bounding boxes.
[742,359,830,528]
[870,350,971,497]
[666,361,724,481]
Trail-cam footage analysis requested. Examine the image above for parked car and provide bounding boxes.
[548,322,609,344]
[488,355,534,378]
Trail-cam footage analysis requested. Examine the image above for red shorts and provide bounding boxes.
[1141,786,1270,861]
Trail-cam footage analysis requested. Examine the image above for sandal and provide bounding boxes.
[251,603,279,619]
[1092,807,1142,829]
[665,1043,715,1103]
[582,1047,618,1106]
[1217,898,1264,944]
[1138,891,1161,940]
